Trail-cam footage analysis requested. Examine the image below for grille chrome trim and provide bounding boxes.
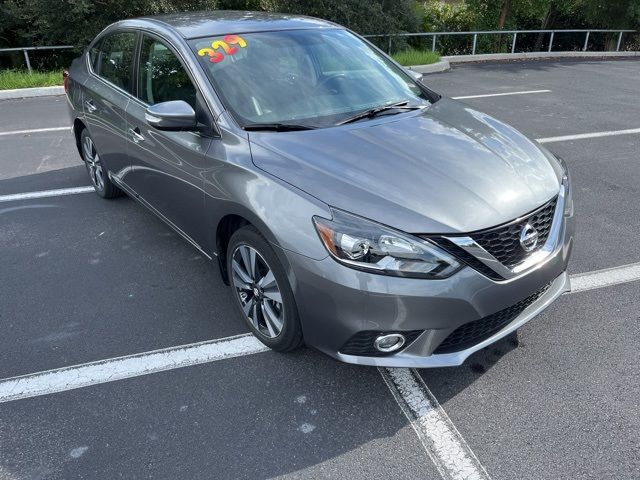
[442,180,567,281]
[473,199,556,267]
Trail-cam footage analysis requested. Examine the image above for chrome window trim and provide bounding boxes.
[85,28,139,98]
[444,179,567,281]
[85,26,222,135]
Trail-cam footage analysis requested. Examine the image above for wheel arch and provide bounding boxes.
[204,164,331,284]
[73,118,87,159]
[214,209,286,286]
[215,213,251,285]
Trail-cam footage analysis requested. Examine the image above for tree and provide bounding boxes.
[272,0,421,35]
[0,0,219,49]
[576,0,640,28]
[0,0,420,51]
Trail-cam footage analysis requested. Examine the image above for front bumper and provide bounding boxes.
[283,209,574,368]
[337,271,569,367]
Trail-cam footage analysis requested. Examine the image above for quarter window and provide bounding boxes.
[137,36,196,109]
[97,32,136,92]
[89,39,102,71]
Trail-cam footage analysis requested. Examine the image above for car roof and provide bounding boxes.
[139,10,339,39]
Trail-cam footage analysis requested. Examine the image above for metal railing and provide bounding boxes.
[1,28,637,72]
[0,45,74,73]
[364,29,637,55]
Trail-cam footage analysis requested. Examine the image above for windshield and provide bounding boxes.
[189,29,433,128]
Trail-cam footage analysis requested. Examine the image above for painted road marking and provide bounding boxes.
[0,186,94,203]
[2,263,638,402]
[0,126,70,137]
[452,89,551,100]
[1,262,640,477]
[537,128,640,144]
[570,262,640,293]
[0,334,268,403]
[379,368,491,480]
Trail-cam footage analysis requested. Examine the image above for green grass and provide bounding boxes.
[0,53,439,89]
[0,69,63,90]
[392,50,441,66]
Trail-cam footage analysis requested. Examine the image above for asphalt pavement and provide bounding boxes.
[0,58,639,479]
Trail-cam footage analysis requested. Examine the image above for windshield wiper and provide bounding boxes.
[243,123,317,132]
[337,101,423,126]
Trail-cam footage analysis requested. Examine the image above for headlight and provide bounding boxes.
[555,154,574,216]
[313,209,462,279]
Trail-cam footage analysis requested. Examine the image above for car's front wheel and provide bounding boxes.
[80,129,122,199]
[227,226,303,351]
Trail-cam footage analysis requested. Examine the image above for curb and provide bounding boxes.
[407,60,451,74]
[443,51,640,64]
[0,85,64,100]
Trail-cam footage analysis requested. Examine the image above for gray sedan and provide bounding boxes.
[65,11,574,367]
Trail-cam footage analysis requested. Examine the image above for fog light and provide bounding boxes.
[374,333,406,353]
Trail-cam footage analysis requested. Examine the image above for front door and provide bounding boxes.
[125,34,213,248]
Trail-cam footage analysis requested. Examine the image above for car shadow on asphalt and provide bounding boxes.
[416,330,520,404]
[0,164,88,195]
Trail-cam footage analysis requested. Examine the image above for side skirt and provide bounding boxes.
[109,173,214,261]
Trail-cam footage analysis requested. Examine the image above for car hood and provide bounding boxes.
[248,98,561,234]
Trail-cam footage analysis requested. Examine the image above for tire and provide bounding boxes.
[80,128,123,199]
[227,225,303,352]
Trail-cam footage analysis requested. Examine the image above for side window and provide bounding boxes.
[137,35,197,109]
[89,39,102,71]
[97,32,136,93]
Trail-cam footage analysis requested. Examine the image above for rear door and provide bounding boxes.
[83,30,137,181]
[125,33,214,248]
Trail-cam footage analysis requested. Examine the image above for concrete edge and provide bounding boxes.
[0,85,64,100]
[407,59,451,74]
[443,51,640,64]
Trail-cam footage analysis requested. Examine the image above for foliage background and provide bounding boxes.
[0,0,638,68]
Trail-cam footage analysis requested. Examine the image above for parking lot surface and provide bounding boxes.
[1,59,639,479]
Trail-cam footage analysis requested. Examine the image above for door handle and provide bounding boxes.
[128,127,145,144]
[84,100,97,113]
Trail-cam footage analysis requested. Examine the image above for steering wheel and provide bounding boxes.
[313,73,348,94]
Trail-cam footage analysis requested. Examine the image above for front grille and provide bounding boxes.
[470,197,557,268]
[433,282,552,354]
[429,237,504,281]
[340,330,423,357]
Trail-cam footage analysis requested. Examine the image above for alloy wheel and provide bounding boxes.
[231,244,284,338]
[83,135,105,191]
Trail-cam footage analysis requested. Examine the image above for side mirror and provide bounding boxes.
[406,69,423,82]
[145,100,197,131]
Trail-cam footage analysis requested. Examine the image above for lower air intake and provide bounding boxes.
[434,282,552,354]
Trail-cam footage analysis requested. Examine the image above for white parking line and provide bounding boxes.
[1,262,639,477]
[569,262,640,293]
[3,264,638,405]
[379,368,491,480]
[452,89,551,100]
[0,334,268,404]
[0,186,93,203]
[0,126,70,137]
[537,128,640,144]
